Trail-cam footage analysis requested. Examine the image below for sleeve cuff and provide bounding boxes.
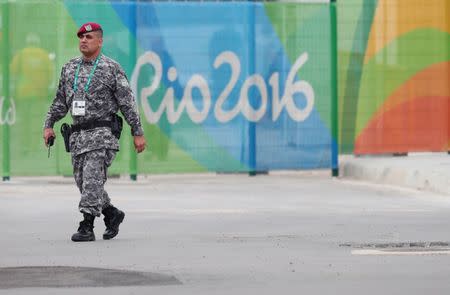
[43,121,54,129]
[131,126,144,136]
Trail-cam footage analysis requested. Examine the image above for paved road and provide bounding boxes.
[1,173,450,294]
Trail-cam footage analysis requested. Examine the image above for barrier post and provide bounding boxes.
[1,1,11,181]
[248,2,257,176]
[330,0,339,177]
[129,2,138,181]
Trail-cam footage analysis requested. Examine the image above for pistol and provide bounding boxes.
[47,136,55,158]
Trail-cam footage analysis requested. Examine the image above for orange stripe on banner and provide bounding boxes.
[380,62,450,112]
[355,62,450,154]
[355,96,449,154]
[365,0,449,63]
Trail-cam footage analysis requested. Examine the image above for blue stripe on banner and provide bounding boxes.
[100,2,332,170]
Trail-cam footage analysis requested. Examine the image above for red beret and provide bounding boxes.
[77,22,102,37]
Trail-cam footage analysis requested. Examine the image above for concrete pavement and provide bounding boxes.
[1,171,450,294]
[1,152,450,293]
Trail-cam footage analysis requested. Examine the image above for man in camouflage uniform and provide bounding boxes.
[43,22,146,242]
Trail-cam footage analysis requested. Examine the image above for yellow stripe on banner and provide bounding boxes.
[364,0,450,63]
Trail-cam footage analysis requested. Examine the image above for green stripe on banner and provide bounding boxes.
[264,2,333,127]
[339,0,378,153]
[355,29,450,137]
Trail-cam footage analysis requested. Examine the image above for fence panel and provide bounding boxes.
[0,0,335,176]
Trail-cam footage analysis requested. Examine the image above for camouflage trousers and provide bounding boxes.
[72,149,117,217]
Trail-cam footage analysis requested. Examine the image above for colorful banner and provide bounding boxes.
[0,1,334,176]
[338,0,450,154]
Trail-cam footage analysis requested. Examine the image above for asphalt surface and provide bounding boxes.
[1,156,450,294]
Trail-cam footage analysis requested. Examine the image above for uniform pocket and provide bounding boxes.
[105,149,117,168]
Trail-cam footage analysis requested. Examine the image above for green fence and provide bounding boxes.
[1,0,339,178]
[2,0,447,178]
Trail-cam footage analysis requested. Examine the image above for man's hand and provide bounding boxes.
[134,135,146,153]
[43,128,56,147]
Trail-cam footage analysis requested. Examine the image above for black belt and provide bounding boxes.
[71,120,112,133]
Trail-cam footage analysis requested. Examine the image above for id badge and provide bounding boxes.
[72,100,86,116]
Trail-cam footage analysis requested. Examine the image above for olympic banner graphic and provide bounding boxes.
[1,1,335,176]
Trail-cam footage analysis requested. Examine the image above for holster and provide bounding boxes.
[111,113,123,139]
[60,123,72,153]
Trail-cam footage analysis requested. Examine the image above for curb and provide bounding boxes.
[339,154,450,195]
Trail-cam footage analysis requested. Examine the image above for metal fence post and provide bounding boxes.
[330,0,339,177]
[248,1,257,176]
[2,1,11,181]
[129,2,138,181]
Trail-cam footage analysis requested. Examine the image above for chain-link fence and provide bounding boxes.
[0,0,337,178]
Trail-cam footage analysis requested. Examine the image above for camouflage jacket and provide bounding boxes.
[44,54,144,156]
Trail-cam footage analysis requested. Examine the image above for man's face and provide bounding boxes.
[78,32,102,57]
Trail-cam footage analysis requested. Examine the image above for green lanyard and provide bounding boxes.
[73,54,101,93]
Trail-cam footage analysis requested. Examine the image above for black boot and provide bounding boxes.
[102,206,125,240]
[71,213,95,242]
